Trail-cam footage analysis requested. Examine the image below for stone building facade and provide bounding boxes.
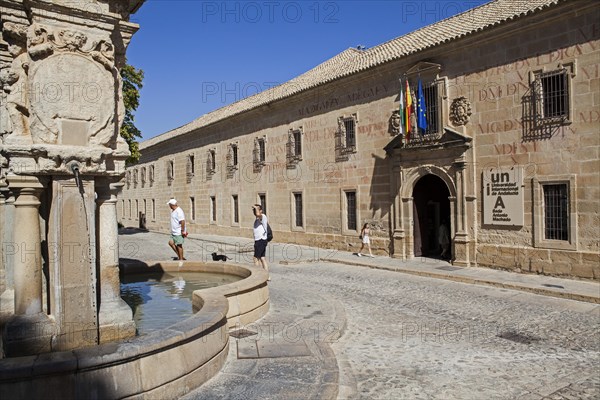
[120,0,599,279]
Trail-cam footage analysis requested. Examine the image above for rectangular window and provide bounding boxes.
[344,118,355,148]
[232,195,239,223]
[210,150,216,171]
[423,83,439,135]
[190,197,196,221]
[258,139,266,162]
[259,193,267,216]
[538,70,569,120]
[167,160,174,185]
[543,184,569,241]
[294,193,303,227]
[122,200,125,218]
[210,196,216,222]
[346,191,357,231]
[135,200,139,219]
[152,199,156,220]
[293,130,302,157]
[232,144,238,166]
[143,199,147,216]
[128,200,132,218]
[253,138,267,172]
[149,165,155,186]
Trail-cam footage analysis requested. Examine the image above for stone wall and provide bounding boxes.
[120,0,600,279]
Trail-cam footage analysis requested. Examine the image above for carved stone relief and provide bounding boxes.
[450,96,472,126]
[0,12,132,174]
[389,110,401,136]
[28,52,115,146]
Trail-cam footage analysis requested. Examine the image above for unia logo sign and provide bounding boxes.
[483,166,524,226]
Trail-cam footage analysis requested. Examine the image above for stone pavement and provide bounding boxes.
[119,230,600,399]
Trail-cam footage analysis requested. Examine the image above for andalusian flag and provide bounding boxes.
[405,79,412,138]
[417,78,428,134]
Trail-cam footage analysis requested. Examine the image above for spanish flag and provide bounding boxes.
[405,79,412,138]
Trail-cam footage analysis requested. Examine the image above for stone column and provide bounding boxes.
[0,183,8,296]
[403,197,414,258]
[391,165,405,259]
[0,186,16,314]
[2,174,56,357]
[96,178,135,343]
[453,161,470,267]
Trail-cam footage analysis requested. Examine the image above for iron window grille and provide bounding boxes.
[335,115,358,161]
[253,138,266,172]
[186,155,195,183]
[533,69,569,124]
[232,195,239,223]
[523,67,571,141]
[210,196,216,222]
[190,197,196,221]
[404,80,442,146]
[167,160,174,186]
[206,150,216,179]
[226,144,238,178]
[543,184,569,241]
[149,165,154,187]
[346,191,357,231]
[294,193,303,227]
[286,128,302,169]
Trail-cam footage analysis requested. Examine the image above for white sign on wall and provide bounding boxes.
[483,166,524,226]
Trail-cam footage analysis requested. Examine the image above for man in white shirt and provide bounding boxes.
[252,204,269,278]
[167,199,187,260]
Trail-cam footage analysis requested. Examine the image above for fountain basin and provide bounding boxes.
[0,261,269,399]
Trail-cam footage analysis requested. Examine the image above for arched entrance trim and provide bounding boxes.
[401,165,456,199]
[400,166,457,260]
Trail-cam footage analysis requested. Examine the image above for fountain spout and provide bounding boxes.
[68,161,83,193]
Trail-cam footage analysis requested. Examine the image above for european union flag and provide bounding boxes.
[417,79,427,134]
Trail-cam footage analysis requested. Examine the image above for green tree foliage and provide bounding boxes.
[120,64,144,165]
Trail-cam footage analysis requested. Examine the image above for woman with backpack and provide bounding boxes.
[252,204,270,280]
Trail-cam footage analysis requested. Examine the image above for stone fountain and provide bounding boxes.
[0,3,270,398]
[0,0,144,357]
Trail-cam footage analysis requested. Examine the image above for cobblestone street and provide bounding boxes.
[121,231,600,399]
[287,263,600,399]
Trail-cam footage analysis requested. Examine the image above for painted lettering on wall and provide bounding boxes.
[297,84,389,116]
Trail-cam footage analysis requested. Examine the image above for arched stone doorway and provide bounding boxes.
[412,174,451,258]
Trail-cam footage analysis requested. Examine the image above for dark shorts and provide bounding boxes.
[254,239,267,258]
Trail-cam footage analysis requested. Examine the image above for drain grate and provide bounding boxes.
[436,266,463,271]
[497,330,540,345]
[229,328,258,339]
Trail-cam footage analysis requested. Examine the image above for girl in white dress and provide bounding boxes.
[358,223,375,257]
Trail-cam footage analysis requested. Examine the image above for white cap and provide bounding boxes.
[167,199,177,205]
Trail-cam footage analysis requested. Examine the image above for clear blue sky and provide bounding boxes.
[127,0,489,140]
